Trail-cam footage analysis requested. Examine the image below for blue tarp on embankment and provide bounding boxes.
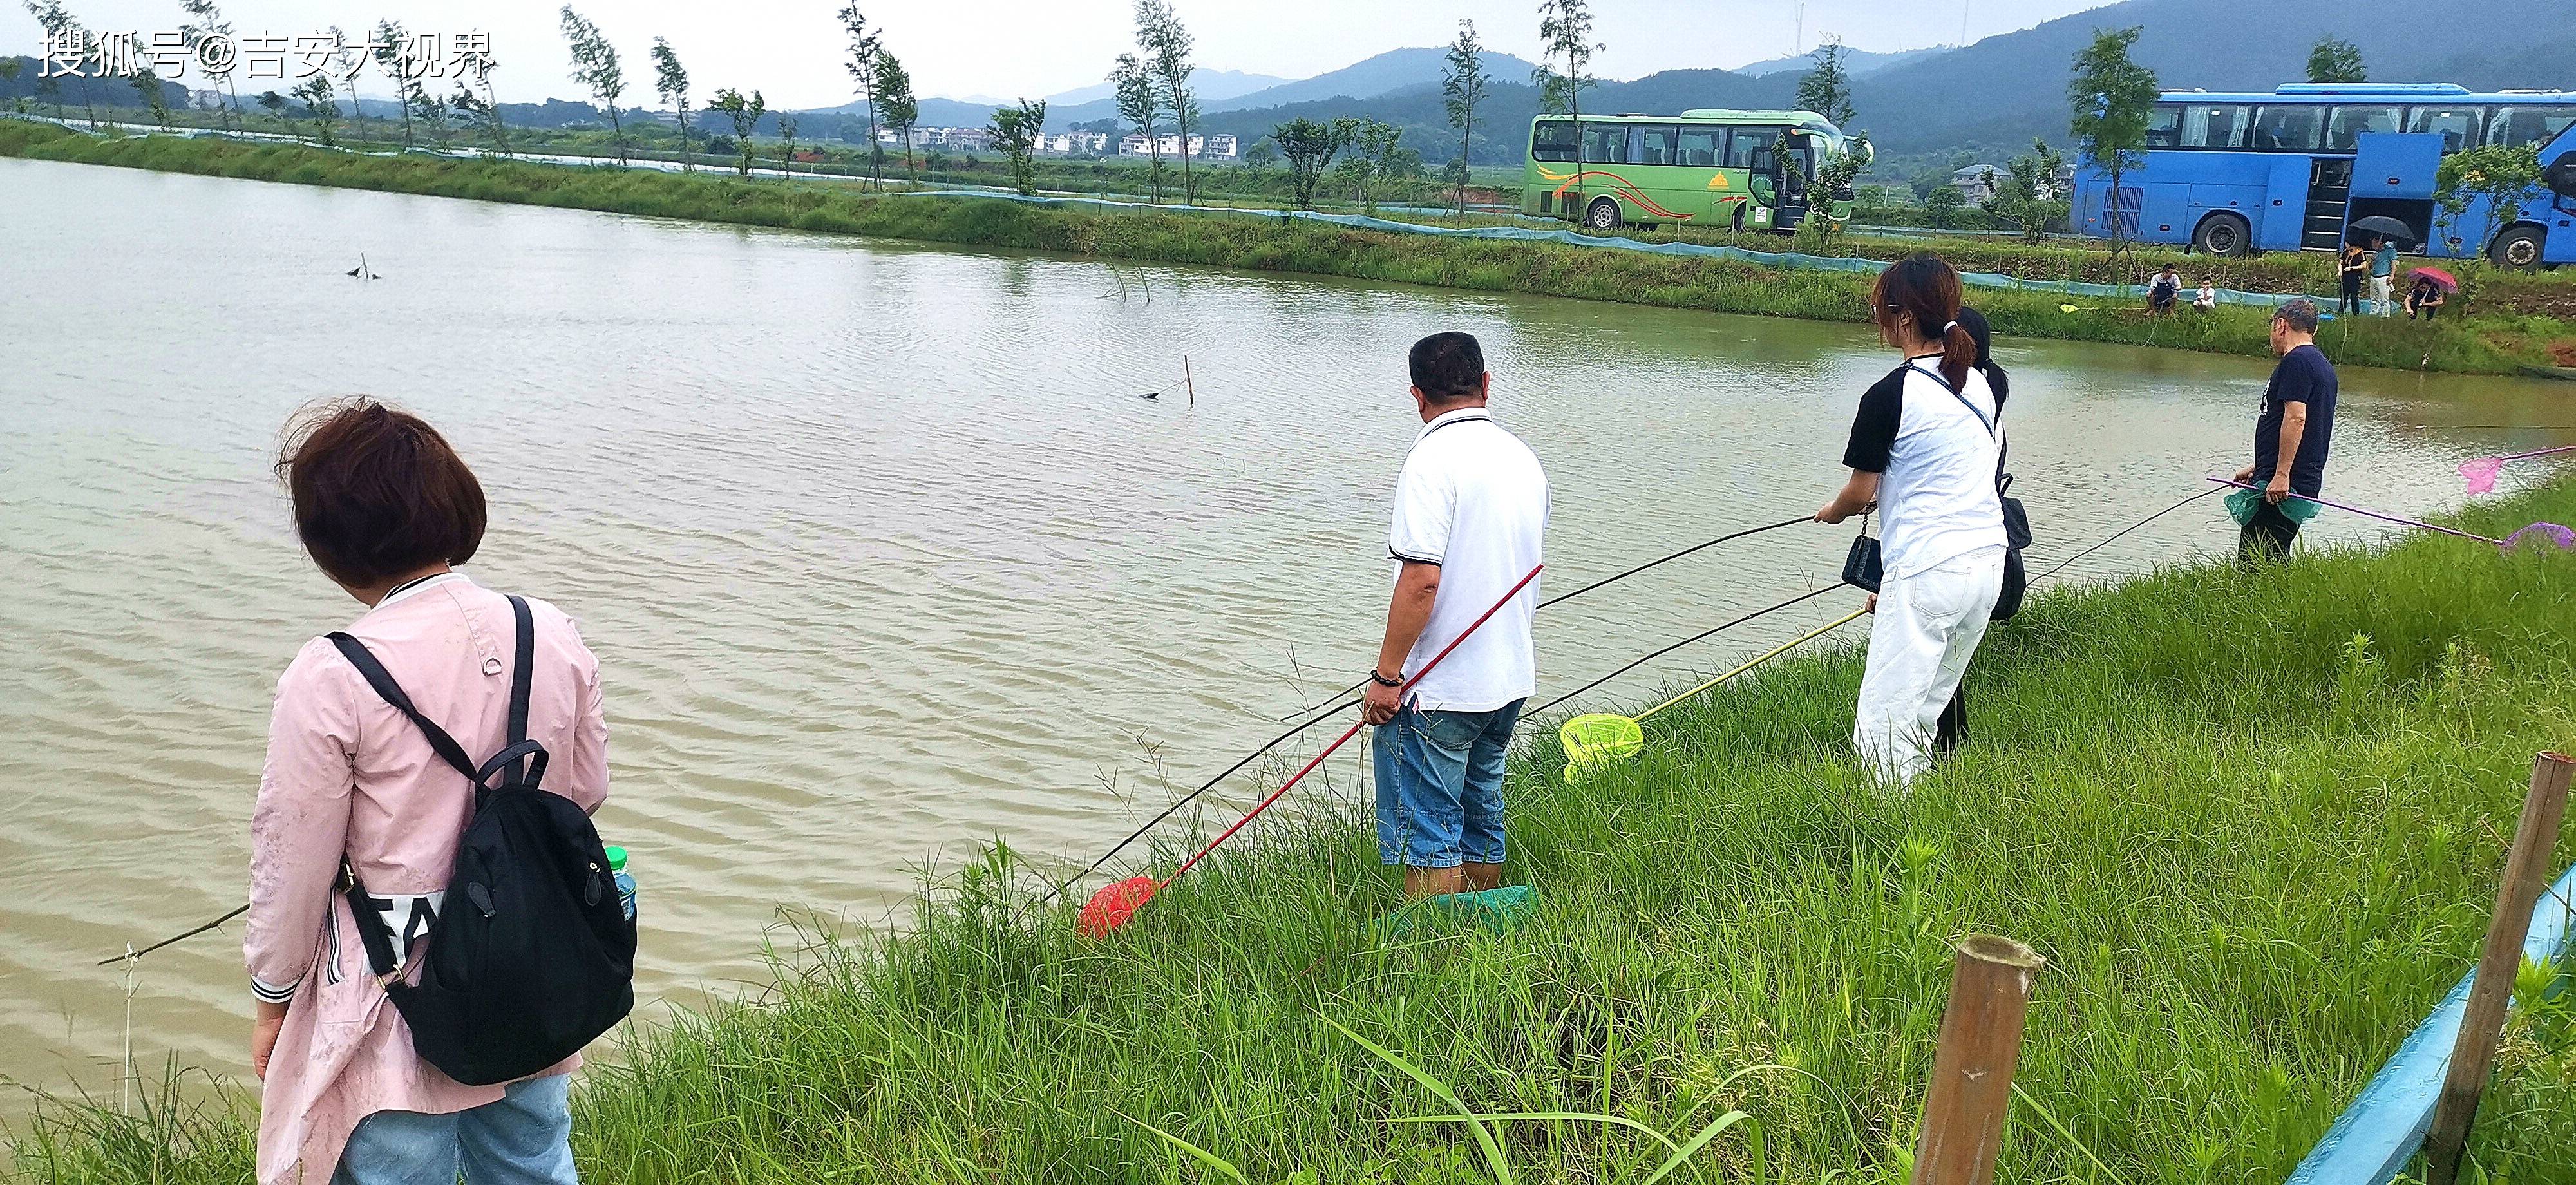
[886,188,2311,310]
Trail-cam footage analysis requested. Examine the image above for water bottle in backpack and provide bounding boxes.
[605,845,636,922]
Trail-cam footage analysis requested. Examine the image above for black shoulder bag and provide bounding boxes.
[1841,367,2032,620]
[327,594,635,1086]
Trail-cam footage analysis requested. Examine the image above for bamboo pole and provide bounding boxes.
[1911,933,2046,1185]
[2424,751,2575,1185]
[1184,355,1195,407]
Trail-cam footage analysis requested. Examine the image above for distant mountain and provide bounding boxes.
[1732,45,1951,79]
[1206,47,1546,113]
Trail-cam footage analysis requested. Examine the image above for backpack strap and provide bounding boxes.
[327,632,478,783]
[502,595,536,786]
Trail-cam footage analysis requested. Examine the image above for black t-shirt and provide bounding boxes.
[2253,343,2336,497]
[1844,358,2009,473]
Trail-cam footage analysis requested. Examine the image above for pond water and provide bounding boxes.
[3,156,2570,1105]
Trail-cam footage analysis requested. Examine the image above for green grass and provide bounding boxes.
[5,120,2568,375]
[13,471,2576,1181]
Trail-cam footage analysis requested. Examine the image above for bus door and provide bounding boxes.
[2351,131,2439,252]
[1778,135,1815,227]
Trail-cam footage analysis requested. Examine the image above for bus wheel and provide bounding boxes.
[2487,225,2545,270]
[1585,198,1623,231]
[2192,213,2251,258]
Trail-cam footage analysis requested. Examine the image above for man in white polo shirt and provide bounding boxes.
[1361,332,1550,900]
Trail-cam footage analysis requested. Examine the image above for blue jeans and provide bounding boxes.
[1374,700,1523,868]
[333,1074,578,1185]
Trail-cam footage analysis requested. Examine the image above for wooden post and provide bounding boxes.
[1184,355,1195,406]
[1911,933,2046,1185]
[2424,751,2575,1185]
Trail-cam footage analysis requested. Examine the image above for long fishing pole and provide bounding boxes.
[1041,565,1557,907]
[1526,583,1839,718]
[2024,485,2228,585]
[2206,477,2520,545]
[1274,514,1815,725]
[1075,565,1548,935]
[96,904,249,967]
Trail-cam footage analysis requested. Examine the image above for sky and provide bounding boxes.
[1,0,2127,109]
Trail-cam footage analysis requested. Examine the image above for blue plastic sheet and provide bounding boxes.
[2285,860,2576,1185]
[883,188,2309,308]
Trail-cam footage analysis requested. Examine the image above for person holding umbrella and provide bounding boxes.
[2407,266,2458,319]
[2348,216,2417,317]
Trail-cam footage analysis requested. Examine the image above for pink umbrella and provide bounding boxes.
[2411,265,2461,292]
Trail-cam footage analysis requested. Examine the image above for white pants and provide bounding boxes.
[1855,545,2005,788]
[2371,275,2394,316]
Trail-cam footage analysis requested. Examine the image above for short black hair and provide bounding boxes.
[2273,297,2320,334]
[276,398,487,589]
[1408,332,1487,403]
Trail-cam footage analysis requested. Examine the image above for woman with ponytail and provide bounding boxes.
[1815,254,2008,788]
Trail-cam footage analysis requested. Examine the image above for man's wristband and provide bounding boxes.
[1368,668,1403,688]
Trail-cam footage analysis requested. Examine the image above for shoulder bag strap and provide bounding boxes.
[500,596,539,786]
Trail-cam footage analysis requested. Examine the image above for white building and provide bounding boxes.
[1117,133,1238,160]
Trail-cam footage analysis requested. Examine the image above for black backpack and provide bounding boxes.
[328,594,635,1086]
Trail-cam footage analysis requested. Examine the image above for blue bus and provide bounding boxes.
[2070,83,2576,267]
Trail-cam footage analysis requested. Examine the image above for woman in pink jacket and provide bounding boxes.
[248,400,608,1185]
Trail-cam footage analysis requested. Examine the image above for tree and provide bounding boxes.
[1794,38,1856,126]
[712,86,764,178]
[987,97,1046,196]
[1924,184,1965,229]
[450,38,507,155]
[131,68,171,129]
[775,113,798,176]
[873,50,918,182]
[1112,53,1162,201]
[294,75,339,146]
[2068,26,2158,260]
[410,87,449,148]
[558,7,628,163]
[1243,137,1278,175]
[2434,142,2543,261]
[1332,117,1406,214]
[650,38,692,167]
[1135,0,1198,205]
[1273,117,1345,210]
[179,0,241,131]
[24,1,97,128]
[327,26,366,139]
[837,3,883,188]
[1441,19,1488,214]
[1535,0,1602,216]
[0,58,19,114]
[2306,37,2366,84]
[256,89,287,135]
[373,20,420,149]
[1983,137,2070,243]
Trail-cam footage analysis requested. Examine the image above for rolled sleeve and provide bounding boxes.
[1387,456,1455,566]
[245,641,359,1002]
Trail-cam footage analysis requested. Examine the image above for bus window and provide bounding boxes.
[2145,105,2181,148]
[2325,105,2402,150]
[1582,124,1628,164]
[2179,104,2248,149]
[1676,126,1724,167]
[2492,106,2576,148]
[2329,106,2401,151]
[1727,128,1780,170]
[2409,106,2483,153]
[1629,124,1680,166]
[1531,120,1577,162]
[2250,105,2324,151]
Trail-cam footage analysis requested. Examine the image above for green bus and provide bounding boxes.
[1523,109,1866,232]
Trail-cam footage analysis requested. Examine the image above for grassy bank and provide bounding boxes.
[14,475,2576,1181]
[6,121,2570,376]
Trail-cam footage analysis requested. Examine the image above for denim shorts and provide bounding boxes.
[1373,699,1524,868]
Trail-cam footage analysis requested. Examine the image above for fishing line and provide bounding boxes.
[2023,485,2228,586]
[1274,513,1816,725]
[1526,583,1840,718]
